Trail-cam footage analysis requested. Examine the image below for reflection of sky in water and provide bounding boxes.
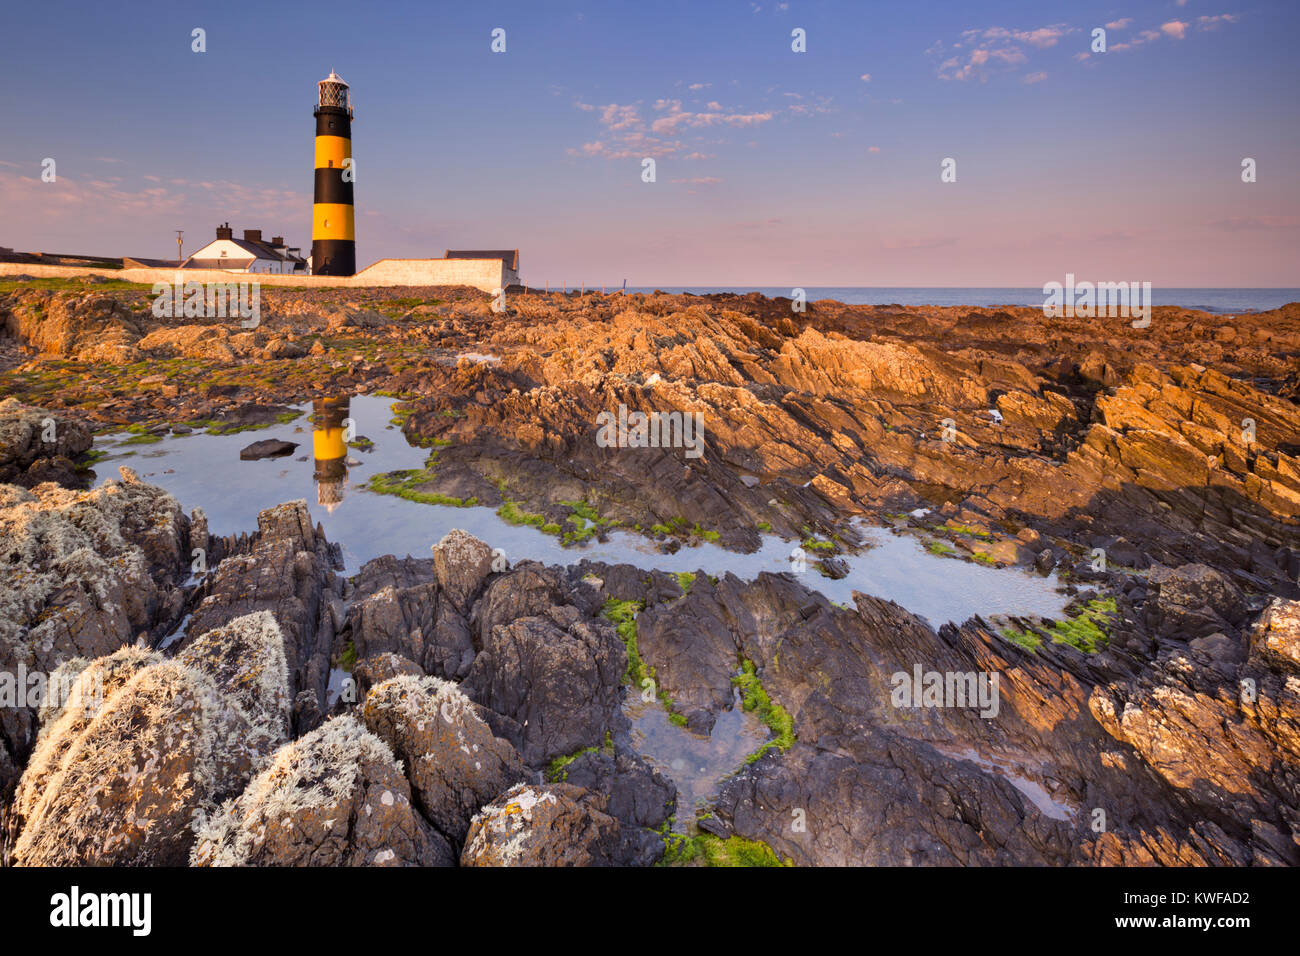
[94,395,1066,627]
[626,688,771,832]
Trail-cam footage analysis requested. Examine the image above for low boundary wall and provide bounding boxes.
[0,257,510,293]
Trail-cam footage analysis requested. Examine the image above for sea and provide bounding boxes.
[623,287,1300,315]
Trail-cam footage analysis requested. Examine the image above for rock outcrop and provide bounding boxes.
[461,783,662,867]
[0,467,188,793]
[0,399,92,488]
[360,675,525,847]
[6,612,292,865]
[191,715,454,867]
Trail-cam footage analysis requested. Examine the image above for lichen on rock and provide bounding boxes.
[191,715,454,867]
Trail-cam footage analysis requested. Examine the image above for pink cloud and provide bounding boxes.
[1197,14,1239,31]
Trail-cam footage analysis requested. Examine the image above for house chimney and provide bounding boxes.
[243,229,262,243]
[270,236,284,247]
[216,222,233,240]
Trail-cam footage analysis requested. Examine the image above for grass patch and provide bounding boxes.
[339,640,357,672]
[944,522,993,539]
[757,521,772,532]
[602,598,686,722]
[77,448,111,467]
[367,458,477,507]
[999,626,1042,652]
[731,659,795,763]
[498,498,549,528]
[0,277,152,293]
[1049,597,1115,653]
[602,599,646,686]
[802,538,835,552]
[661,832,791,867]
[926,540,956,556]
[675,571,696,593]
[545,746,598,782]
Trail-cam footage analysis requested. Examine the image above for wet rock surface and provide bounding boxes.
[238,438,298,460]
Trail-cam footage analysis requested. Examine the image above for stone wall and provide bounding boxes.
[0,257,509,293]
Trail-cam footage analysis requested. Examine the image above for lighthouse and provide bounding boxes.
[311,71,355,276]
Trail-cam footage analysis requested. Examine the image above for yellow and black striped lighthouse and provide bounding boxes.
[311,71,355,276]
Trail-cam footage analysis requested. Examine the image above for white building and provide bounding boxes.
[183,223,307,274]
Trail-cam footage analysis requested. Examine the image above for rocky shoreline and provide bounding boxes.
[1,279,1298,865]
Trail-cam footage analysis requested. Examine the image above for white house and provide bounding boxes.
[182,223,307,274]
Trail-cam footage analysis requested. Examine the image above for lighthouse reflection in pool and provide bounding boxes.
[312,396,351,512]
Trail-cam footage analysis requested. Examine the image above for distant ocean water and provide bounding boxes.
[624,287,1300,315]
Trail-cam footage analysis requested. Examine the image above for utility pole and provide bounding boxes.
[175,230,184,266]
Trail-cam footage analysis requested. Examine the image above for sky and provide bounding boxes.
[0,0,1296,287]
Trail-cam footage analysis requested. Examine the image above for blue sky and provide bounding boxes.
[1,0,1296,285]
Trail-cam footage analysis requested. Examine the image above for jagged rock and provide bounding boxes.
[558,747,677,830]
[1248,598,1300,669]
[431,529,496,613]
[0,398,92,488]
[293,688,325,736]
[0,468,187,793]
[178,500,341,720]
[8,612,292,865]
[340,558,475,681]
[471,562,570,647]
[817,555,850,579]
[177,611,293,752]
[636,576,741,733]
[361,675,525,846]
[463,601,625,767]
[461,783,661,866]
[191,716,454,867]
[352,652,424,698]
[1,291,143,362]
[1145,563,1247,639]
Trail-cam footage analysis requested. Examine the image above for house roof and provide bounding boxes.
[180,257,256,270]
[123,257,180,268]
[445,249,519,270]
[226,237,307,263]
